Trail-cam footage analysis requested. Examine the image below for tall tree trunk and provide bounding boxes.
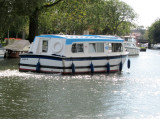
[28,9,39,43]
[28,0,63,42]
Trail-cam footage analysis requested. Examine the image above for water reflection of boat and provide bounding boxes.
[19,35,129,74]
[122,36,140,55]
[0,44,5,58]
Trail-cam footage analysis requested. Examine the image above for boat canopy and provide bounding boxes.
[5,40,30,51]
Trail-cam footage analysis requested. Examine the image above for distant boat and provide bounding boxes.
[4,40,30,58]
[153,44,160,49]
[0,44,5,58]
[19,35,129,74]
[122,36,140,55]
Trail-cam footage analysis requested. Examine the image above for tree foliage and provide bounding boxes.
[103,0,137,35]
[0,0,12,38]
[0,0,29,38]
[0,0,63,42]
[39,0,136,35]
[38,0,105,35]
[148,19,160,43]
[0,0,137,42]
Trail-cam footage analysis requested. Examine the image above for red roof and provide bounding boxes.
[5,38,22,40]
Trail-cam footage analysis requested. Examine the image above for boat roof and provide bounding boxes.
[5,40,30,51]
[122,36,136,39]
[36,35,124,44]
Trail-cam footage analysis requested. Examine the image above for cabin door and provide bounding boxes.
[39,38,51,55]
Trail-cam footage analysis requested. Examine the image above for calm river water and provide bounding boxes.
[1,49,160,119]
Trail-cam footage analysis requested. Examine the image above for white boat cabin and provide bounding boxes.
[122,36,140,55]
[29,35,125,57]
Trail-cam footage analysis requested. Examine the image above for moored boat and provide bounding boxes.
[0,44,5,58]
[122,36,140,55]
[19,35,129,74]
[5,40,30,58]
[153,44,160,49]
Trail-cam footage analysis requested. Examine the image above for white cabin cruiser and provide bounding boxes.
[19,35,129,74]
[123,36,140,55]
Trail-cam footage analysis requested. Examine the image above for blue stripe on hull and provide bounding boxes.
[20,55,63,61]
[20,54,127,61]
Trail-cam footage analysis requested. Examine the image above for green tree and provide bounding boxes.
[0,0,137,41]
[103,0,137,35]
[0,0,11,38]
[117,21,133,36]
[10,0,63,42]
[144,29,149,41]
[39,0,105,35]
[9,16,28,38]
[39,0,104,35]
[86,0,106,34]
[0,0,28,39]
[148,19,160,43]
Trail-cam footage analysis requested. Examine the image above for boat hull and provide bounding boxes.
[125,46,140,55]
[0,49,5,58]
[19,54,128,74]
[5,50,28,58]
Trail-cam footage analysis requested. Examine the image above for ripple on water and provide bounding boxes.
[0,69,62,80]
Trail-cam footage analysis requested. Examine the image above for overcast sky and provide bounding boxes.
[121,0,160,28]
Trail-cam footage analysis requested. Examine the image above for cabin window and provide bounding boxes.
[42,40,48,53]
[111,43,123,52]
[125,38,128,41]
[89,43,104,53]
[89,43,96,53]
[97,43,104,52]
[71,43,84,53]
